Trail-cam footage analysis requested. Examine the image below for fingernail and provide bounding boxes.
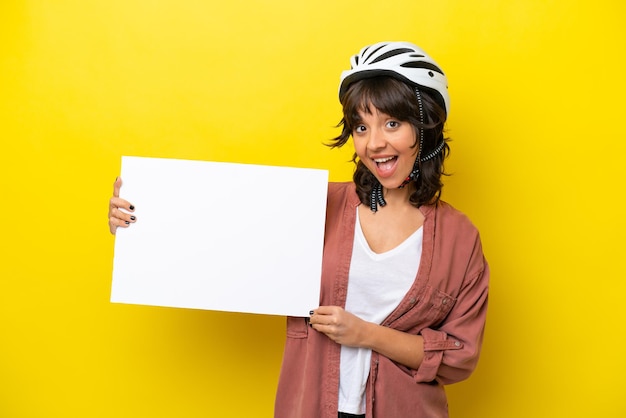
[125,221,130,225]
[129,205,135,210]
[309,310,314,316]
[130,216,136,221]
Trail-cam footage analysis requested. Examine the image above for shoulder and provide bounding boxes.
[324,182,359,229]
[327,182,358,207]
[434,200,477,228]
[428,201,488,284]
[328,181,354,197]
[429,200,482,245]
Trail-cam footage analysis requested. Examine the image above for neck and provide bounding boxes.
[381,186,413,207]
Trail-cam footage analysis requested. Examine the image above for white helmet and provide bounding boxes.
[339,41,450,116]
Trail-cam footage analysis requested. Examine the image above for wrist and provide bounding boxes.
[360,321,382,350]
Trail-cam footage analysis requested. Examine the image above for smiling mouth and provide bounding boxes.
[374,156,397,169]
[372,156,398,178]
[374,156,397,164]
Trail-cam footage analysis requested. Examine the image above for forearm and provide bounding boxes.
[361,322,424,370]
[310,306,425,370]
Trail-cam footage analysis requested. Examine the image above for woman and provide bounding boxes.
[108,42,489,418]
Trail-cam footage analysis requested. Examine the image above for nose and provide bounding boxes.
[366,127,386,151]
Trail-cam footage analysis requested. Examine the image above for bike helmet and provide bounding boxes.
[338,41,450,116]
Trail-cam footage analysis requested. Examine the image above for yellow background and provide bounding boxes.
[1,1,625,417]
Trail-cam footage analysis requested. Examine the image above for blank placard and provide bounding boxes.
[111,156,328,317]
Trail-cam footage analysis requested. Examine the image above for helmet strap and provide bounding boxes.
[398,88,426,189]
[370,182,387,212]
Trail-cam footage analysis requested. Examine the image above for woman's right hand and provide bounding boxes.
[108,177,136,235]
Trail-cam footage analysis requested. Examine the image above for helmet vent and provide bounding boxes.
[370,48,415,64]
[363,44,387,63]
[400,61,444,75]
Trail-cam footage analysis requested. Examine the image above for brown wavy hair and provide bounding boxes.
[328,76,449,208]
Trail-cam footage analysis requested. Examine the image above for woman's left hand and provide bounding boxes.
[309,306,371,347]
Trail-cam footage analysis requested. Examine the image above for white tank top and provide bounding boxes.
[338,208,423,414]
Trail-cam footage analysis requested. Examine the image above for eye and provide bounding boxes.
[353,124,366,134]
[386,120,400,129]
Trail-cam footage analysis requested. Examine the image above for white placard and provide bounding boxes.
[111,156,328,317]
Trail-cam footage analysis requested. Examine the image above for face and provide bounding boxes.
[352,106,418,190]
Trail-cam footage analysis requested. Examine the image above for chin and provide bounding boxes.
[377,177,405,190]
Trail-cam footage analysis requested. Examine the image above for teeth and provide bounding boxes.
[374,156,395,163]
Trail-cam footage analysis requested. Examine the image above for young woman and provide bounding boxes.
[108,42,489,418]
